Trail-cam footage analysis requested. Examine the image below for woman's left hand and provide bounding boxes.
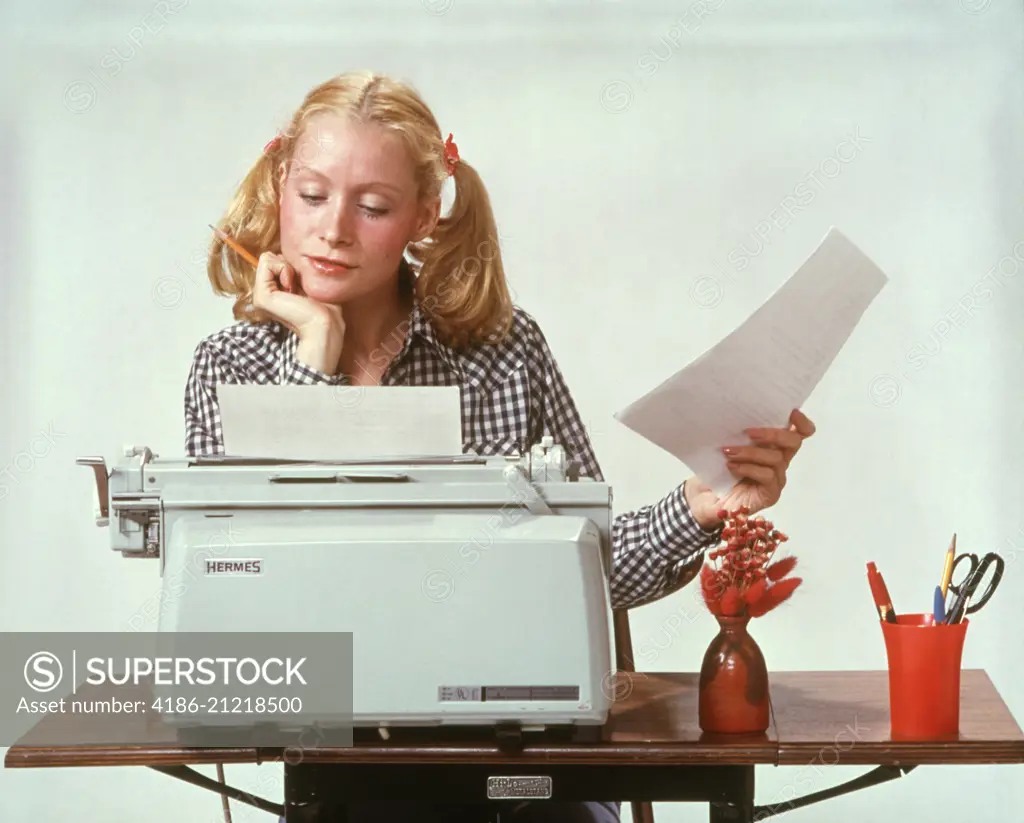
[685,408,816,526]
[718,407,816,514]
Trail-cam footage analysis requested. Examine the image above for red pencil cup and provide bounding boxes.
[880,612,968,740]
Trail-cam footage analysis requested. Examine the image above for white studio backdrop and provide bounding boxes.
[1,1,1022,821]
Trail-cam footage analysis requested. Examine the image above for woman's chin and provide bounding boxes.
[299,274,354,304]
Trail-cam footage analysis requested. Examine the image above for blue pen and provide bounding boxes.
[933,585,946,624]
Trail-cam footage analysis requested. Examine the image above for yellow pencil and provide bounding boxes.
[940,532,957,598]
[208,224,259,267]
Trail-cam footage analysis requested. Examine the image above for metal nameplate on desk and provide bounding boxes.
[486,776,553,799]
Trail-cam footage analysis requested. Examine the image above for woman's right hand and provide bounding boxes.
[252,252,346,374]
[252,252,343,335]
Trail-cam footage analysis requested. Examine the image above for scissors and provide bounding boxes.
[945,551,1005,622]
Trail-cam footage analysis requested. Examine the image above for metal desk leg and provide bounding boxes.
[709,765,755,823]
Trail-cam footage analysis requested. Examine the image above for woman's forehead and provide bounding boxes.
[293,115,413,185]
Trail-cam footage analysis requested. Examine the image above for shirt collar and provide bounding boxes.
[401,259,464,379]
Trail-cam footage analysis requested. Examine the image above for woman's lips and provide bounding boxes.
[306,256,357,275]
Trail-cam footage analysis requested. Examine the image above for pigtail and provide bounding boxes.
[207,133,289,324]
[407,158,514,349]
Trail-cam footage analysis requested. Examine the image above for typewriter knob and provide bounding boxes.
[528,439,567,482]
[122,445,158,462]
[544,444,567,478]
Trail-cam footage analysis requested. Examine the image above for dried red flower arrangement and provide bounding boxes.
[700,506,801,618]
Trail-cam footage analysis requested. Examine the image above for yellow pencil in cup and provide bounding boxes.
[939,532,957,599]
[208,224,259,267]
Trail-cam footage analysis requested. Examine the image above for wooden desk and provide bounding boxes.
[7,670,1024,822]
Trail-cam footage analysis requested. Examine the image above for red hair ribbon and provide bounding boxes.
[263,133,282,154]
[443,133,459,175]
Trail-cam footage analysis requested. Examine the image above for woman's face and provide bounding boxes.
[277,113,437,304]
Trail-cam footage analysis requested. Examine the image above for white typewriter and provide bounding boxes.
[78,440,615,742]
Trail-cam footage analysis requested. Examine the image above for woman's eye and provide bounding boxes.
[297,193,387,218]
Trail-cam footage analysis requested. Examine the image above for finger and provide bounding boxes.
[281,265,292,293]
[254,254,282,292]
[721,445,783,467]
[743,427,803,451]
[745,431,801,469]
[789,408,816,437]
[726,461,778,488]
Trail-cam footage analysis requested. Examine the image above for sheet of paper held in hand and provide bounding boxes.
[217,385,464,460]
[614,227,889,497]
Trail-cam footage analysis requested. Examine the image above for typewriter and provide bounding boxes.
[78,438,616,744]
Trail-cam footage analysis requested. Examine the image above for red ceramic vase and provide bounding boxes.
[698,614,770,734]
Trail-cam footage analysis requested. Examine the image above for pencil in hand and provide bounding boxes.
[208,224,259,267]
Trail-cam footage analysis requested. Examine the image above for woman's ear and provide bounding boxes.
[411,196,441,243]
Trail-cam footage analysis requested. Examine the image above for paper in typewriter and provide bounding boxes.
[216,385,464,460]
[614,227,889,496]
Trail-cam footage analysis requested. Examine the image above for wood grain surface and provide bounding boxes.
[5,670,1023,769]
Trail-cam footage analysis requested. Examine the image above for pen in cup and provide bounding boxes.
[932,585,946,623]
[947,588,973,625]
[867,562,899,624]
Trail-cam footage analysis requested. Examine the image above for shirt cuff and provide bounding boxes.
[281,359,349,386]
[648,483,724,559]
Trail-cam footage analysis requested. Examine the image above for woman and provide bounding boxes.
[184,71,814,823]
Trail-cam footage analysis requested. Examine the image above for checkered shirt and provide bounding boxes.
[183,292,722,610]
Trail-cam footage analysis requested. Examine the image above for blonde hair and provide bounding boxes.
[207,70,514,349]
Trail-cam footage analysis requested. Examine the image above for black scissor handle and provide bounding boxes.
[966,553,1006,613]
[948,552,979,593]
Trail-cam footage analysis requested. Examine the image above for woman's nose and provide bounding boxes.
[322,205,355,246]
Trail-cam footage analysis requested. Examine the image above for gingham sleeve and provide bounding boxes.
[184,325,351,457]
[184,340,232,457]
[279,346,350,386]
[528,318,723,610]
